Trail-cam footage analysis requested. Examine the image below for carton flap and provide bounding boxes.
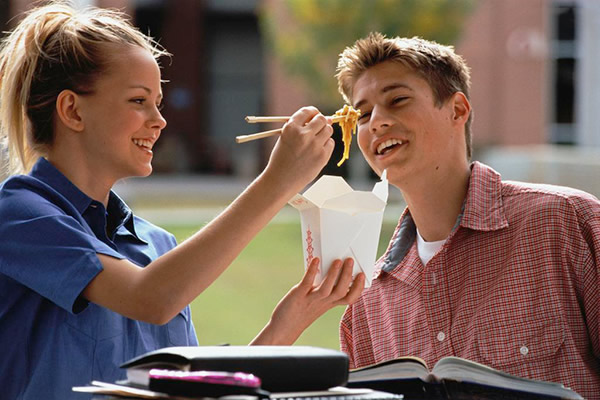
[372,169,388,202]
[302,175,352,206]
[322,191,386,214]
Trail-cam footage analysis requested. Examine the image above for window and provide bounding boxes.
[550,3,577,144]
[204,1,264,176]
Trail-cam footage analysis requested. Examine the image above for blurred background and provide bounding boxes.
[2,0,600,348]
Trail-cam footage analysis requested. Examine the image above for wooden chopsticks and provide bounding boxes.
[235,128,284,143]
[245,116,291,124]
[236,115,348,143]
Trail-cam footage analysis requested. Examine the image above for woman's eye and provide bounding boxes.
[132,98,146,105]
[157,103,164,111]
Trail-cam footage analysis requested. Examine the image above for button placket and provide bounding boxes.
[423,255,452,354]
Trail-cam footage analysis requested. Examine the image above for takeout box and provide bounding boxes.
[288,171,388,288]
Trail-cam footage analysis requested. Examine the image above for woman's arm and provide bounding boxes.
[250,257,365,345]
[84,107,336,324]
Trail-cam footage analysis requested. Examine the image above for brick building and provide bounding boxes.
[2,0,599,194]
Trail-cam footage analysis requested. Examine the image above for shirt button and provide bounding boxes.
[520,345,529,356]
[437,331,446,342]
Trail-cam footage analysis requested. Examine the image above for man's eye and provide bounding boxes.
[357,112,371,123]
[392,97,407,104]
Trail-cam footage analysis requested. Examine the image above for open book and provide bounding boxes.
[347,356,583,400]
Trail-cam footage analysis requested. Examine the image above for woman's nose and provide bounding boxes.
[151,107,167,130]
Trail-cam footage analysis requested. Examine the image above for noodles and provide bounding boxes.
[239,106,360,165]
[334,105,361,167]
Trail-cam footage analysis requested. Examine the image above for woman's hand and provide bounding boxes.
[250,257,365,345]
[262,106,335,197]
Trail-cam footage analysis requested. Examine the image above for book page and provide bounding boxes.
[348,357,430,382]
[272,387,376,398]
[72,381,168,399]
[431,357,583,399]
[125,362,190,387]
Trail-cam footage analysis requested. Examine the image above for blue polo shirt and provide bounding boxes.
[0,158,198,400]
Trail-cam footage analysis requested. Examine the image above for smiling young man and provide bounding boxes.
[335,33,600,398]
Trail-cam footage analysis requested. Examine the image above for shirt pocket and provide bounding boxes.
[167,306,192,346]
[474,315,565,370]
[65,303,124,339]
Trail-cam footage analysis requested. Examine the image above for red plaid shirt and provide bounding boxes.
[340,162,600,399]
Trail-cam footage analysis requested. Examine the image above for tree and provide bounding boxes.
[259,0,475,109]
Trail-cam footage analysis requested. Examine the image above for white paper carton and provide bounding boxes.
[288,171,388,288]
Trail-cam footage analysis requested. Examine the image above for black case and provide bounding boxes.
[121,345,349,392]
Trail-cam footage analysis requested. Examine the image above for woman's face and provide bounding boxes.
[76,45,166,183]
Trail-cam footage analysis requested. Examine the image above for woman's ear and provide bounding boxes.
[451,92,471,124]
[56,90,84,132]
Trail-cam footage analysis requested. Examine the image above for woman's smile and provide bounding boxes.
[132,138,155,154]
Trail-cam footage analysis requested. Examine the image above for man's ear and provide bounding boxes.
[451,92,471,125]
[56,89,84,132]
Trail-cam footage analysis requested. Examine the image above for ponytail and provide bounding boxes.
[0,8,42,175]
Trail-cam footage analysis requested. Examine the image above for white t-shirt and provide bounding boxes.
[416,229,447,265]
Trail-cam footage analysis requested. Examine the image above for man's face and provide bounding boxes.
[352,61,466,188]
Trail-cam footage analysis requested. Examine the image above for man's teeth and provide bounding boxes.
[132,138,152,149]
[377,139,404,155]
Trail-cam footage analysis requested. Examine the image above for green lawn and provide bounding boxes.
[162,220,398,350]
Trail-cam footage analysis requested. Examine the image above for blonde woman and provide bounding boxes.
[0,2,364,398]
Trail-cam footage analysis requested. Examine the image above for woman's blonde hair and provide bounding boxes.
[336,32,473,160]
[0,0,170,176]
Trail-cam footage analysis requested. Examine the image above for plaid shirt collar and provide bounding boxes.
[380,161,508,274]
[461,161,509,231]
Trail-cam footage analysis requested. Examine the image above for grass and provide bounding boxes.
[161,220,398,350]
